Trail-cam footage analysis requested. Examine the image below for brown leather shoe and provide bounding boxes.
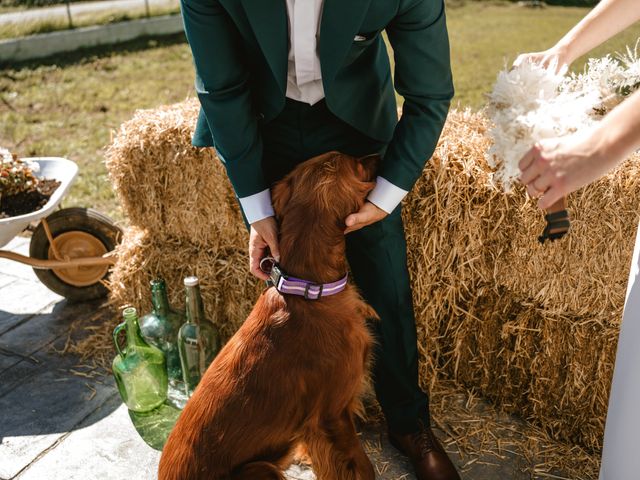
[388,422,461,480]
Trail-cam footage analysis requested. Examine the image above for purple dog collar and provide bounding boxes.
[259,257,348,300]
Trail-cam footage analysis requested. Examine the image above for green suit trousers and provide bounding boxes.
[257,97,428,434]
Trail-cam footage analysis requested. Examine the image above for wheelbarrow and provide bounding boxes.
[0,157,121,301]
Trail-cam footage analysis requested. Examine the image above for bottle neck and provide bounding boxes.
[185,284,205,325]
[151,284,170,317]
[124,310,148,347]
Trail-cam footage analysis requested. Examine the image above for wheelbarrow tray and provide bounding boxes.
[0,157,78,248]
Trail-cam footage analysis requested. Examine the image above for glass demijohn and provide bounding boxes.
[112,307,168,412]
[139,279,185,386]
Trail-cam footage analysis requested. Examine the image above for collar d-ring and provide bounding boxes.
[259,256,277,274]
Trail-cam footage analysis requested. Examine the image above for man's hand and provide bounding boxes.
[249,216,280,281]
[344,201,388,234]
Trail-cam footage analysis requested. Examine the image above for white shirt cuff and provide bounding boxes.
[238,188,275,224]
[367,176,408,214]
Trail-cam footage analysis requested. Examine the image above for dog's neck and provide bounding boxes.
[277,210,347,286]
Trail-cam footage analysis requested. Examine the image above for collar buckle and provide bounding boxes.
[270,264,285,290]
[304,283,324,300]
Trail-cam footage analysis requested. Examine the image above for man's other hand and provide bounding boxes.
[344,201,388,234]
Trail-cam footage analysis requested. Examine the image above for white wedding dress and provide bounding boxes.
[599,223,640,479]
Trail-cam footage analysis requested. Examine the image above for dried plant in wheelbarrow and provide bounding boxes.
[487,41,640,243]
[0,147,60,219]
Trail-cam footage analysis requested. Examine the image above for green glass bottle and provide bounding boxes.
[139,279,184,386]
[178,276,221,396]
[112,307,168,413]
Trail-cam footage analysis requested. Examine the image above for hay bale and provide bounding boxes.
[104,102,640,471]
[402,108,638,452]
[105,100,245,248]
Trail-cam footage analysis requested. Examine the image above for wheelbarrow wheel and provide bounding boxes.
[29,207,122,302]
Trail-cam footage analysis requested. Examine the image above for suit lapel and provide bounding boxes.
[319,0,373,89]
[240,0,288,95]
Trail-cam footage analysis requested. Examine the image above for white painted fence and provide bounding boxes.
[0,14,183,64]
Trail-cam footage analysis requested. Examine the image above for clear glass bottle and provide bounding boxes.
[139,279,184,386]
[178,276,221,396]
[112,307,168,413]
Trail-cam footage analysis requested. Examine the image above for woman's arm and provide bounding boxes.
[514,0,640,71]
[519,88,640,210]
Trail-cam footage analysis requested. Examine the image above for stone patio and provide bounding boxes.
[0,235,566,479]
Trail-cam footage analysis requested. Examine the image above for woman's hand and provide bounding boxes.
[249,216,280,281]
[519,88,640,211]
[518,130,617,210]
[513,45,572,74]
[344,201,388,234]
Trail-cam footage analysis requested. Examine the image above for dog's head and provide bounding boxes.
[271,152,379,229]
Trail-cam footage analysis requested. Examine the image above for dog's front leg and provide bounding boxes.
[305,410,375,480]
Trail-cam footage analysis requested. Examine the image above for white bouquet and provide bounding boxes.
[486,41,640,241]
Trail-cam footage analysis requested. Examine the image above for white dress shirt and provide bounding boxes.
[285,0,325,105]
[239,0,408,224]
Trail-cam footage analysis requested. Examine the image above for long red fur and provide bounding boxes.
[158,152,380,480]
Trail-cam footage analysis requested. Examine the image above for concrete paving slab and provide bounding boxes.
[14,394,158,480]
[0,276,62,314]
[0,307,69,356]
[0,237,37,282]
[0,300,90,359]
[0,272,16,290]
[0,368,116,479]
[0,352,17,369]
[0,341,105,399]
[0,281,62,336]
[0,236,29,252]
[0,354,41,398]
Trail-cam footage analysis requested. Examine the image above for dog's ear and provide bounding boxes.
[356,154,381,182]
[271,176,293,219]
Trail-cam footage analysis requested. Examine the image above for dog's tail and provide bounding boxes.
[231,461,286,480]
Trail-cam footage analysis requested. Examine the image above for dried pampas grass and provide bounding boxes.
[486,61,598,189]
[487,41,640,189]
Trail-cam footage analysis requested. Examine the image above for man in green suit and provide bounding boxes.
[181,0,458,478]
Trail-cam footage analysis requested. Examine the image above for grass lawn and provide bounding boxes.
[0,35,194,220]
[448,2,640,108]
[0,5,181,39]
[1,2,639,221]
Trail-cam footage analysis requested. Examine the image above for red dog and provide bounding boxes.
[158,152,380,480]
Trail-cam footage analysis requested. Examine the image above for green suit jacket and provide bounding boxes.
[182,0,454,199]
